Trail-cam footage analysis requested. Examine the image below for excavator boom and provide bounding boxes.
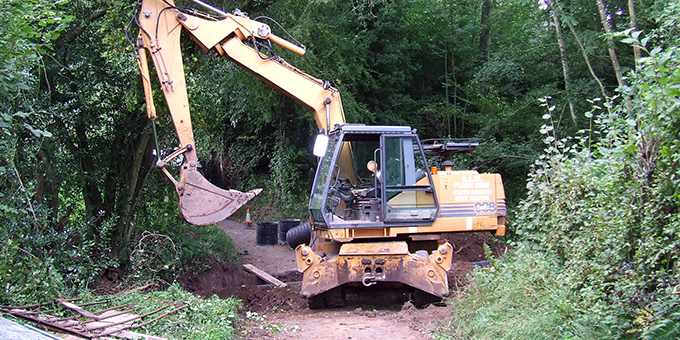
[135,0,355,224]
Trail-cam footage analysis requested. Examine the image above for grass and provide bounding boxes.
[179,225,239,273]
[76,284,241,339]
[436,246,607,340]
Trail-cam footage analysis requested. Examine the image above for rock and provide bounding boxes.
[401,301,415,311]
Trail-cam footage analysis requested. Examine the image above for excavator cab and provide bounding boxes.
[310,124,438,229]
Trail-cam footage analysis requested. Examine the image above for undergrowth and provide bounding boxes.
[74,284,240,340]
[127,197,239,284]
[437,246,605,339]
[440,4,680,338]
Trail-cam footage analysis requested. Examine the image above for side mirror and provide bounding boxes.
[313,134,329,157]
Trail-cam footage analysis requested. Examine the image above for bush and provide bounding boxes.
[76,284,240,339]
[438,246,608,339]
[442,4,680,337]
[131,196,239,280]
[0,194,117,305]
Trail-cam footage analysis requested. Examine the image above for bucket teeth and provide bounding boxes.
[178,167,261,225]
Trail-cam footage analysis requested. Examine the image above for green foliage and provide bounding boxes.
[439,246,607,339]
[77,284,240,339]
[132,195,239,279]
[0,183,118,305]
[0,237,65,305]
[0,0,72,99]
[269,141,310,217]
[446,2,680,337]
[0,0,116,305]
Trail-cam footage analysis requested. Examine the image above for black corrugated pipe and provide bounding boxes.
[286,222,311,249]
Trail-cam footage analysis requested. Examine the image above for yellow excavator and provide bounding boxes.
[134,0,506,306]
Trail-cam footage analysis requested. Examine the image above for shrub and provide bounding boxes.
[76,284,240,339]
[439,246,608,339]
[131,196,239,280]
[443,3,680,337]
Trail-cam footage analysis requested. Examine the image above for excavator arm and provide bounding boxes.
[135,0,355,225]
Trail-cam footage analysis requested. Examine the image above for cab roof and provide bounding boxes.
[331,124,414,134]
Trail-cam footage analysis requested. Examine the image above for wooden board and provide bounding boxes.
[242,264,287,288]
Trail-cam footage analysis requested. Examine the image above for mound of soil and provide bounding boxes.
[444,232,508,292]
[239,284,307,313]
[179,263,258,298]
[179,263,306,312]
[274,270,303,283]
[447,261,474,291]
[444,232,507,262]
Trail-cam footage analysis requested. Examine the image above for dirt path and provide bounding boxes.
[218,219,297,274]
[182,220,502,340]
[260,304,450,340]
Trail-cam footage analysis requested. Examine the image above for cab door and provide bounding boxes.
[380,134,438,223]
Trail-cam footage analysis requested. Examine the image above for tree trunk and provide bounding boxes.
[566,22,608,101]
[595,0,624,88]
[74,113,104,219]
[451,51,458,137]
[479,0,493,63]
[627,0,641,67]
[114,123,153,265]
[551,8,576,124]
[595,0,633,114]
[33,146,60,219]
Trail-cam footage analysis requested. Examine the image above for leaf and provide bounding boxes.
[13,111,30,119]
[631,31,642,40]
[23,123,41,137]
[22,123,52,138]
[641,36,650,47]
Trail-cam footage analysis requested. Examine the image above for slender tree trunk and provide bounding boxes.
[627,0,641,67]
[451,51,458,137]
[74,113,104,219]
[596,0,633,114]
[596,0,624,88]
[551,8,576,124]
[34,146,60,219]
[115,124,153,265]
[479,0,493,63]
[566,22,608,100]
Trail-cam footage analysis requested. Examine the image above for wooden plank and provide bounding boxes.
[242,264,287,288]
[57,300,98,319]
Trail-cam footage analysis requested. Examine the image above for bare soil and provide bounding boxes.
[220,219,298,274]
[259,304,451,340]
[179,219,503,339]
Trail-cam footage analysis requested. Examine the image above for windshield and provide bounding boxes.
[309,133,340,224]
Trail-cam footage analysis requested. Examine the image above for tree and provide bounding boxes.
[627,0,641,67]
[545,2,576,124]
[479,0,493,63]
[595,0,632,113]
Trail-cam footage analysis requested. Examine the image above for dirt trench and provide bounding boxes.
[179,220,502,340]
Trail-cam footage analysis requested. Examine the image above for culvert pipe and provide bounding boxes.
[278,219,301,244]
[286,222,311,249]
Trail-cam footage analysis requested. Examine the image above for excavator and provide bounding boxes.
[134,0,506,307]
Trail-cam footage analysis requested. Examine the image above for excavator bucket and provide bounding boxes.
[178,166,262,225]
